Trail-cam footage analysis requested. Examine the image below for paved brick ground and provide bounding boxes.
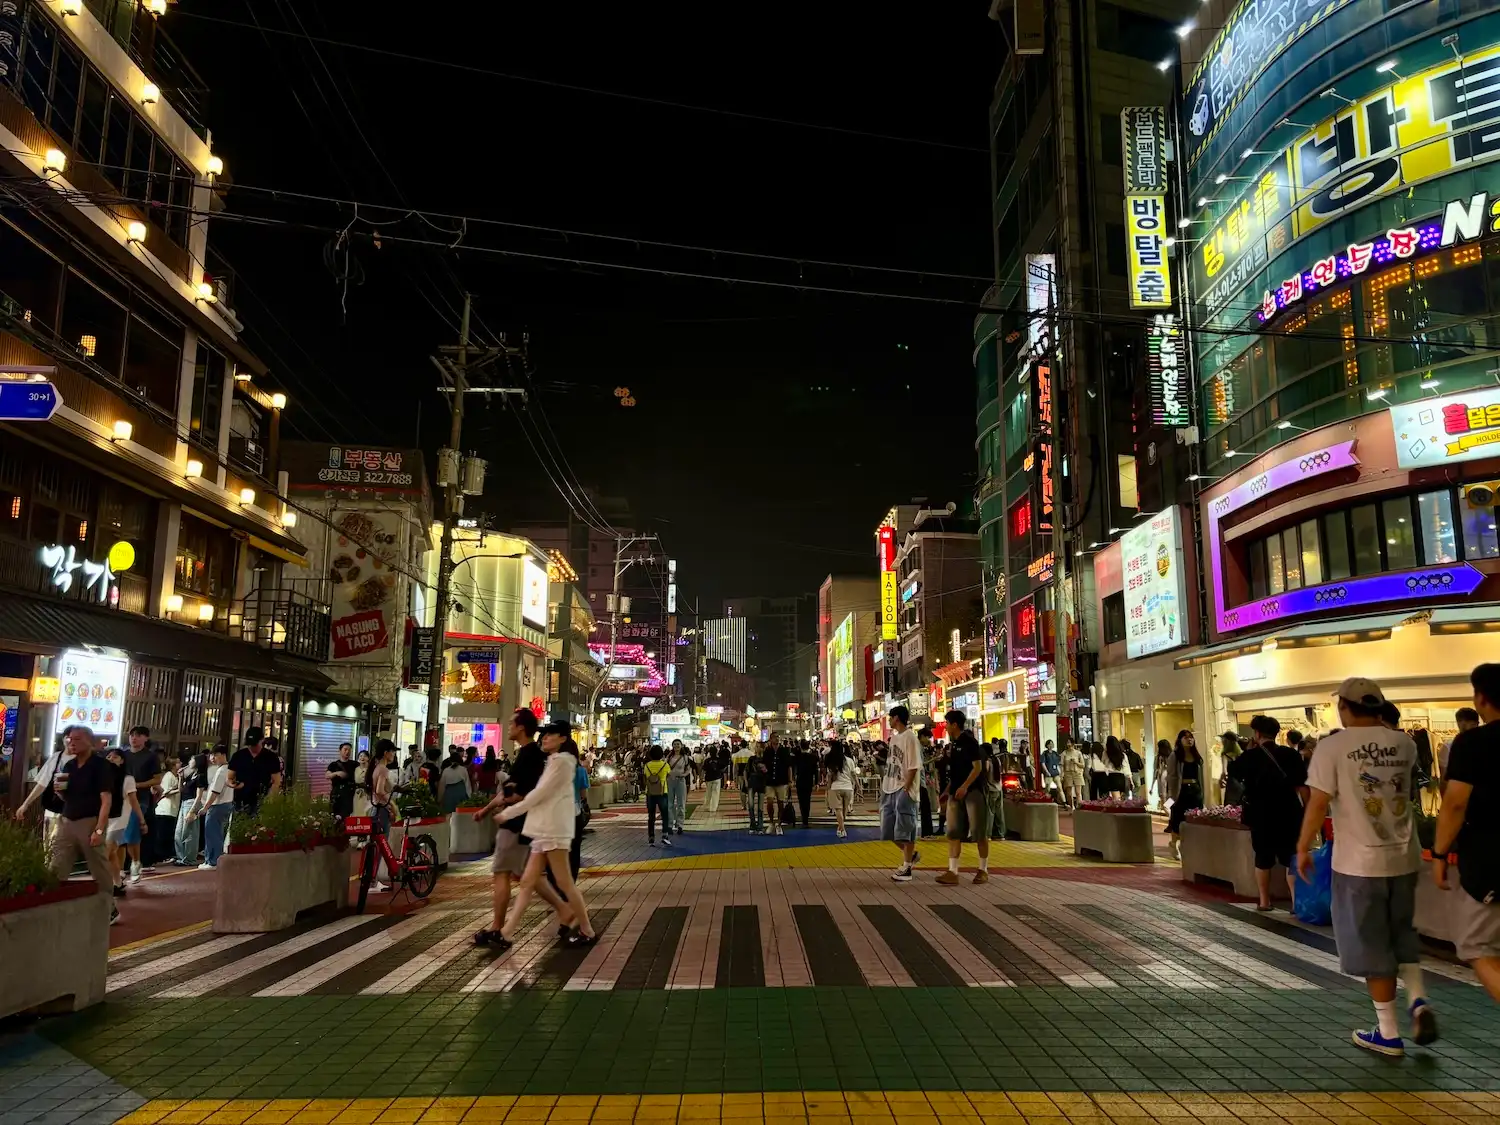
[4,807,1497,1124]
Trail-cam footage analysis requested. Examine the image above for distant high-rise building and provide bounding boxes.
[703,616,747,674]
[723,595,815,712]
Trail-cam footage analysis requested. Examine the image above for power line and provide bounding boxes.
[171,9,989,154]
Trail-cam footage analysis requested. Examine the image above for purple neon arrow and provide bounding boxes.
[1206,440,1360,634]
[1217,564,1485,632]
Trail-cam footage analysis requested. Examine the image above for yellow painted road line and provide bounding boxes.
[108,919,212,958]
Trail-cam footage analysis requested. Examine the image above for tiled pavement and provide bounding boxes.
[4,813,1499,1124]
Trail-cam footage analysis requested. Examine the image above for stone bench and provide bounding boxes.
[0,885,108,1018]
[214,844,352,932]
[1005,800,1060,842]
[1073,809,1155,863]
[1180,819,1289,899]
[449,810,497,856]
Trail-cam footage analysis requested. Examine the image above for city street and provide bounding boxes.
[3,803,1498,1125]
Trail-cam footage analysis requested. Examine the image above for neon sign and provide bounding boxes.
[1148,314,1188,428]
[1035,363,1054,529]
[39,544,117,605]
[1026,553,1055,583]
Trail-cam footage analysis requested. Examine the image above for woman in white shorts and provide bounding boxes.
[492,722,597,951]
[824,743,858,839]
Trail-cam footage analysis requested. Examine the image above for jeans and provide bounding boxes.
[646,793,671,841]
[203,804,231,866]
[748,791,765,832]
[705,778,721,812]
[668,777,687,831]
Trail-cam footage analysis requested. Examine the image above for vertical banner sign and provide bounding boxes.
[1024,254,1056,359]
[1125,195,1172,308]
[880,570,898,640]
[1034,363,1054,531]
[1148,314,1189,427]
[1120,107,1167,194]
[877,525,896,572]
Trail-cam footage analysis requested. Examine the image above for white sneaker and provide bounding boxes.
[129,866,142,884]
[197,862,214,870]
[373,882,389,892]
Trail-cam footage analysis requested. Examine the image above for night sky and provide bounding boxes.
[171,2,999,607]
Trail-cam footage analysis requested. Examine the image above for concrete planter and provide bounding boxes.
[1073,809,1156,864]
[1416,855,1460,943]
[1005,800,1060,841]
[449,810,496,856]
[214,844,351,933]
[0,884,109,1018]
[388,817,450,872]
[1180,820,1289,899]
[585,781,616,810]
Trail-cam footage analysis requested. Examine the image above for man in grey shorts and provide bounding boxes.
[1298,677,1436,1056]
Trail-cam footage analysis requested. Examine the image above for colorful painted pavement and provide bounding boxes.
[3,808,1498,1124]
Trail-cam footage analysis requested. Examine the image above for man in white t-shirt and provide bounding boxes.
[1297,677,1434,1058]
[881,706,923,883]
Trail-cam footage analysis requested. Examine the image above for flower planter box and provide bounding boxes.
[1416,855,1461,943]
[0,883,109,1018]
[387,817,450,876]
[450,811,496,856]
[1004,799,1060,842]
[585,781,616,810]
[1073,809,1155,863]
[1180,819,1289,899]
[214,844,352,933]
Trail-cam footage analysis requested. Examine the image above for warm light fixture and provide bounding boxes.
[238,487,256,504]
[1377,58,1398,73]
[78,334,97,357]
[195,280,216,303]
[198,603,215,622]
[233,369,251,383]
[166,594,184,613]
[1176,20,1194,38]
[270,392,287,409]
[281,508,298,528]
[141,82,160,105]
[60,0,81,15]
[111,419,133,441]
[184,458,203,478]
[147,0,167,14]
[1156,57,1172,72]
[1367,387,1389,400]
[125,220,147,243]
[43,148,67,174]
[205,154,224,178]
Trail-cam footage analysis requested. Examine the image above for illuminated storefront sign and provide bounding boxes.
[1183,0,1355,162]
[1147,313,1189,427]
[1391,385,1500,471]
[1194,45,1500,318]
[39,543,119,605]
[1009,495,1032,541]
[900,578,919,603]
[1121,507,1187,659]
[877,525,896,572]
[1026,552,1055,583]
[830,613,854,707]
[1034,363,1054,528]
[880,570,898,640]
[1024,253,1055,359]
[55,649,128,744]
[1125,195,1171,308]
[520,554,549,629]
[1012,596,1037,665]
[1121,107,1168,194]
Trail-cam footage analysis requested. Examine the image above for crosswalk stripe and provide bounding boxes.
[358,910,493,994]
[461,915,561,993]
[152,915,379,998]
[107,932,261,993]
[1031,903,1221,990]
[971,902,1113,987]
[254,911,458,997]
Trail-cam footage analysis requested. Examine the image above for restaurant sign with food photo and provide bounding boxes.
[329,509,403,661]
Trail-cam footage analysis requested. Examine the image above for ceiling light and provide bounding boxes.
[1367,387,1388,400]
[184,459,203,479]
[205,154,224,178]
[60,0,81,15]
[147,0,167,14]
[1165,237,1177,248]
[125,220,146,243]
[1178,217,1193,229]
[1277,421,1293,430]
[1215,173,1228,184]
[239,487,256,504]
[1108,527,1123,535]
[281,509,298,528]
[1197,196,1211,207]
[1176,20,1194,38]
[1157,58,1172,72]
[196,281,216,303]
[42,148,67,174]
[233,369,251,383]
[1420,378,1440,390]
[111,420,133,441]
[198,603,216,622]
[1226,449,1240,456]
[141,82,159,106]
[1376,59,1398,73]
[166,594,184,612]
[270,392,287,410]
[1240,147,1256,159]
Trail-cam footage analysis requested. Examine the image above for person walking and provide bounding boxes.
[478,746,502,794]
[746,744,769,833]
[825,741,857,839]
[1058,740,1085,808]
[703,746,724,813]
[794,739,818,829]
[1439,707,1480,788]
[439,750,471,814]
[491,721,597,951]
[39,726,119,924]
[765,733,792,835]
[882,706,922,883]
[917,728,939,839]
[937,710,993,885]
[1041,739,1061,799]
[666,740,691,834]
[1232,715,1307,911]
[366,741,397,892]
[570,751,590,881]
[228,731,282,817]
[1124,739,1146,798]
[1087,741,1110,801]
[1220,732,1247,805]
[124,726,163,870]
[1432,662,1500,1001]
[103,748,146,893]
[327,743,358,819]
[643,746,673,847]
[1103,737,1132,798]
[1297,678,1435,1056]
[1164,730,1204,859]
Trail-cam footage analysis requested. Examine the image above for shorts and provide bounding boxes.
[490,828,528,877]
[946,788,992,843]
[828,788,854,816]
[529,836,570,854]
[769,784,790,801]
[121,811,141,846]
[880,788,917,844]
[1450,886,1500,962]
[1331,871,1421,978]
[1250,818,1299,870]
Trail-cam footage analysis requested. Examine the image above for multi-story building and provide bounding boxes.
[722,594,814,708]
[975,1,1194,754]
[893,508,982,695]
[815,575,880,731]
[0,0,338,806]
[702,614,747,674]
[544,550,600,738]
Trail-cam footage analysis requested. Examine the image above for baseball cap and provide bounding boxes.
[1334,677,1387,707]
[539,718,573,738]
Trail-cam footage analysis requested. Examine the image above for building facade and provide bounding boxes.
[893,510,983,694]
[815,574,880,731]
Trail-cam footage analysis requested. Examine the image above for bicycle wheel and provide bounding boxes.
[355,835,376,913]
[405,835,440,899]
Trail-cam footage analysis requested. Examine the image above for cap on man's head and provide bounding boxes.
[260,735,280,751]
[540,718,573,738]
[1335,677,1387,707]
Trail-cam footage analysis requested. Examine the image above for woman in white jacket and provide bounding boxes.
[491,722,596,950]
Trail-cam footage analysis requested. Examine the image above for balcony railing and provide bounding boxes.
[215,586,330,663]
[84,0,211,137]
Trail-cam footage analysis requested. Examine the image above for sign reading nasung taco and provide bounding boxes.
[328,509,402,660]
[1391,386,1500,471]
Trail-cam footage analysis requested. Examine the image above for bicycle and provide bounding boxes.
[345,796,440,913]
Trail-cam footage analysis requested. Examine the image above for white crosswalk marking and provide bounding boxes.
[359,910,492,995]
[253,911,459,997]
[152,915,379,998]
[1102,899,1319,991]
[107,933,261,993]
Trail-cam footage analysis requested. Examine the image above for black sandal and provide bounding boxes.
[566,930,598,948]
[474,928,505,946]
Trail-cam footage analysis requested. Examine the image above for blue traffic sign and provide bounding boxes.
[0,381,62,421]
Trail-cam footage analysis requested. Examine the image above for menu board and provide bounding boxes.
[55,650,129,745]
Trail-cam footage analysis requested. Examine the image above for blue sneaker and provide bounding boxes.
[1409,998,1439,1046]
[1352,1028,1404,1057]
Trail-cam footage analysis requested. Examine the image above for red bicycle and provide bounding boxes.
[345,802,440,913]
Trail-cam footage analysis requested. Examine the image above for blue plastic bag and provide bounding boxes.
[1293,840,1333,925]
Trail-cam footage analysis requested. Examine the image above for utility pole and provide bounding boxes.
[586,533,658,746]
[424,297,525,749]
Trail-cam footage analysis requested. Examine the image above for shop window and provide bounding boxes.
[124,311,183,412]
[175,512,236,599]
[1094,2,1177,62]
[19,6,57,125]
[1266,533,1285,595]
[1117,455,1138,510]
[1350,504,1381,576]
[1418,491,1459,564]
[1248,541,1266,600]
[1382,496,1416,570]
[1322,511,1351,580]
[1099,114,1122,166]
[1105,223,1127,277]
[0,219,62,332]
[1460,498,1499,560]
[60,271,127,376]
[1281,527,1302,589]
[28,502,61,545]
[1102,591,1126,645]
[1299,519,1323,586]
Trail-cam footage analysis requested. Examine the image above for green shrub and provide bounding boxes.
[228,787,338,849]
[0,819,59,900]
[457,791,490,810]
[397,779,442,819]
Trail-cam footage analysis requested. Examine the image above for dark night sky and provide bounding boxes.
[171,2,1000,608]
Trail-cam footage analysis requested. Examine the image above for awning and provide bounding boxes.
[0,590,333,690]
[1266,612,1416,646]
[1428,605,1500,630]
[1172,637,1268,669]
